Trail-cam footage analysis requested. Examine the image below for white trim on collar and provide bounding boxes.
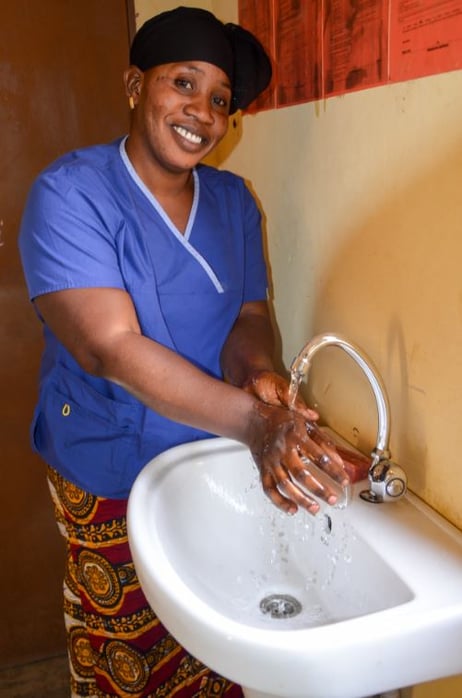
[119,137,224,293]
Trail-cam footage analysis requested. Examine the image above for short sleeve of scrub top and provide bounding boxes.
[19,157,126,299]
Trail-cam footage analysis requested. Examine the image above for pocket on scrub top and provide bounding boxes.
[32,370,139,489]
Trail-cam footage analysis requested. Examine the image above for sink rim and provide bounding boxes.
[127,436,462,697]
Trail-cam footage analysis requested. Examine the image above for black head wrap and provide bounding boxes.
[129,6,272,114]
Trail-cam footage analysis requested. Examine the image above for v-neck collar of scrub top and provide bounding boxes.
[119,136,224,293]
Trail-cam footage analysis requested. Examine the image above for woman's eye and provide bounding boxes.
[212,95,229,109]
[175,78,193,90]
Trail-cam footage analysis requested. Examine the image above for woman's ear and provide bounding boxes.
[123,66,143,108]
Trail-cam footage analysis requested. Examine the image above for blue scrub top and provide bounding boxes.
[19,137,268,497]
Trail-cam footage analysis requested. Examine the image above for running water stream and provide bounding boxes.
[288,369,303,410]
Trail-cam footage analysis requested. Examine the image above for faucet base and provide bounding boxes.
[359,489,383,503]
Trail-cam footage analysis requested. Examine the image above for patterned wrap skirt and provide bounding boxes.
[47,466,244,698]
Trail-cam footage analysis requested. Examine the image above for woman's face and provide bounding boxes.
[126,61,232,174]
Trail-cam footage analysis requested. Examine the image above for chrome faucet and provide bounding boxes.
[290,333,407,503]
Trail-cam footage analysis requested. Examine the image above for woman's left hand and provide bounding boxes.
[243,369,318,420]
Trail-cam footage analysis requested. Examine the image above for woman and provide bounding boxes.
[19,7,347,697]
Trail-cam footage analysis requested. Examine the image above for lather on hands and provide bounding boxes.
[243,369,350,515]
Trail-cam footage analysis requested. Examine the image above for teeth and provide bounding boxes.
[173,126,203,145]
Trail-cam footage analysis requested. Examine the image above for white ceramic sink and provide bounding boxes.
[127,436,462,698]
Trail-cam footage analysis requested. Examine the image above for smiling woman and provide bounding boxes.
[18,5,350,698]
[124,61,232,198]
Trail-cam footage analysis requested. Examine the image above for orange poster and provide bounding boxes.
[323,0,389,97]
[239,0,462,112]
[274,0,322,106]
[390,0,462,81]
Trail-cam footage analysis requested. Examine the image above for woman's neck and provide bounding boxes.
[125,135,195,233]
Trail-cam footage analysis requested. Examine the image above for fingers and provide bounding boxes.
[304,422,350,484]
[273,376,319,420]
[244,371,319,421]
[284,447,343,506]
[260,462,320,516]
[288,394,318,421]
[311,450,350,487]
[242,370,281,404]
[257,440,346,516]
[250,401,350,516]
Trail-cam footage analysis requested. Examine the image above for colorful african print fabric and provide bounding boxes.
[47,467,243,698]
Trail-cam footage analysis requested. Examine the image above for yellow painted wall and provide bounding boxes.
[222,72,462,529]
[134,2,462,695]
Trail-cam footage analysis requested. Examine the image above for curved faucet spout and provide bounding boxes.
[290,333,391,462]
[290,333,407,503]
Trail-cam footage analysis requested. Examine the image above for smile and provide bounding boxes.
[173,125,204,145]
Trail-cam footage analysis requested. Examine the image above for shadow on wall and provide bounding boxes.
[308,138,462,523]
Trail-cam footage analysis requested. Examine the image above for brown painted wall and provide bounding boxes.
[0,0,134,666]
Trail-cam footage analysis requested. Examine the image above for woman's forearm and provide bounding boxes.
[221,300,276,387]
[35,288,261,446]
[98,329,261,445]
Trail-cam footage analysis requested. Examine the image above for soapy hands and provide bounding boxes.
[243,370,350,515]
[243,369,317,421]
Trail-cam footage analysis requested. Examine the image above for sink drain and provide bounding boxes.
[259,594,302,619]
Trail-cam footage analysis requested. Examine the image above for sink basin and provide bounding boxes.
[127,436,462,698]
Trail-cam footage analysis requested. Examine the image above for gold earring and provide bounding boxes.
[128,95,135,110]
